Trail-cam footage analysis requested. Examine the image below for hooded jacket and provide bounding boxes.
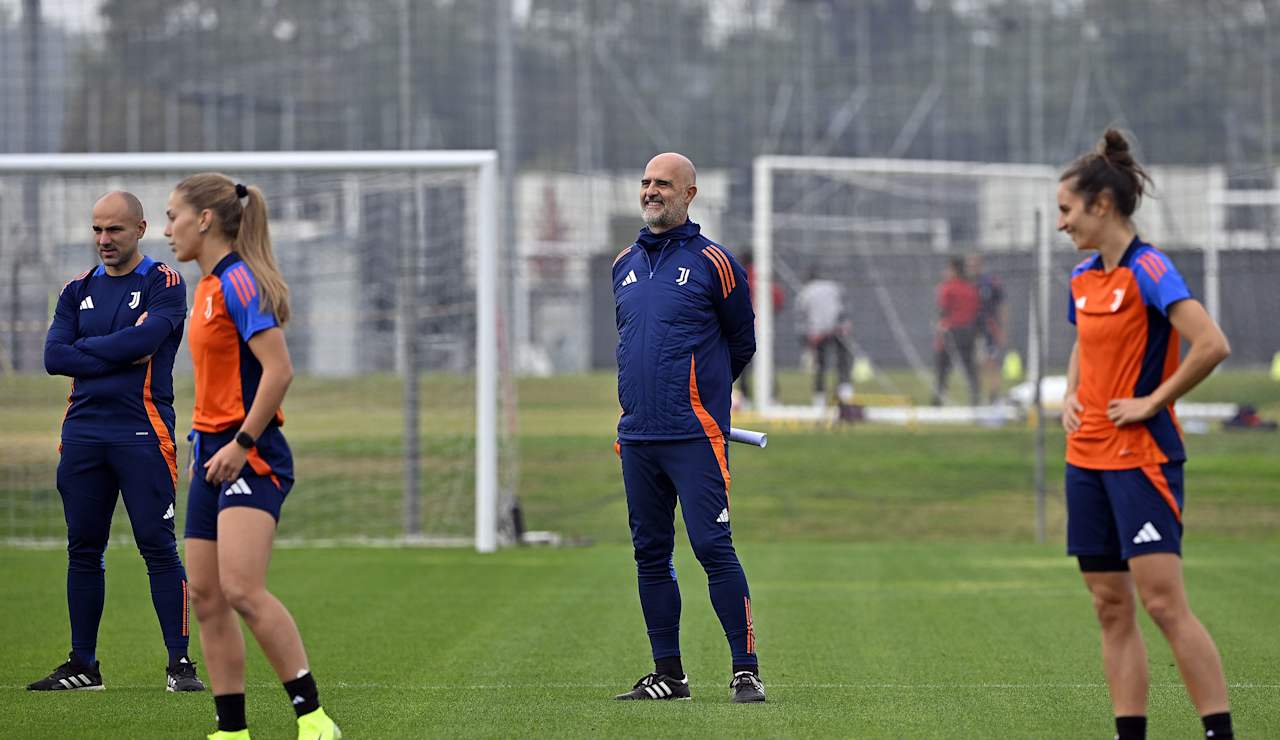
[612,219,755,441]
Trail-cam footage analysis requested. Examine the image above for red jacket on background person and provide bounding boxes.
[937,276,980,331]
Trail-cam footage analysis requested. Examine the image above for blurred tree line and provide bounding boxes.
[38,0,1280,173]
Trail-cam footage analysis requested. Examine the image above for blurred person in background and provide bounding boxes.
[611,152,764,704]
[931,256,980,406]
[32,191,203,694]
[967,252,1007,404]
[167,173,340,740]
[794,267,853,410]
[1059,129,1233,740]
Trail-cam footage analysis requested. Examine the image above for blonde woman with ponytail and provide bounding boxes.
[165,173,340,740]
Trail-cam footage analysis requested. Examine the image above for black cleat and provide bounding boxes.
[166,657,205,692]
[27,652,104,691]
[729,671,765,703]
[614,672,691,701]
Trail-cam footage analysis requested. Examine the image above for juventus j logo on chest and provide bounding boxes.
[128,291,141,309]
[203,295,214,319]
[676,267,690,285]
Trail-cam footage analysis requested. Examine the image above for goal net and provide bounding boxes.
[0,151,515,551]
[750,155,1064,420]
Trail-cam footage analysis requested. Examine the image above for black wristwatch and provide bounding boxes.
[234,431,256,449]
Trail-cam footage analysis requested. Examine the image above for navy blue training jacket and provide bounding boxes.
[613,219,755,441]
[44,255,187,446]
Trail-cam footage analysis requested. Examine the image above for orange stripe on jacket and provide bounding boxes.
[58,381,74,453]
[688,354,731,498]
[708,246,736,293]
[142,360,178,489]
[707,245,736,291]
[701,248,730,298]
[612,246,633,267]
[1141,464,1182,523]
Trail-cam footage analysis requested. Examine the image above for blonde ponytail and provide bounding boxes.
[234,186,290,325]
[175,173,291,325]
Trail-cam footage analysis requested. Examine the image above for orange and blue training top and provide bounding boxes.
[188,253,284,433]
[45,255,186,452]
[1067,237,1191,470]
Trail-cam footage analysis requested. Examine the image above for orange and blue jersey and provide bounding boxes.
[188,253,284,433]
[612,219,756,442]
[45,256,186,461]
[1067,237,1191,470]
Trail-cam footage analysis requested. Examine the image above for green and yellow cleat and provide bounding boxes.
[296,707,341,740]
[206,731,250,740]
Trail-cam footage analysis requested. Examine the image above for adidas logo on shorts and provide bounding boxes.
[1132,521,1162,544]
[224,478,253,496]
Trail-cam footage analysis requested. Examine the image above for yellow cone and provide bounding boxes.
[1002,350,1024,381]
[853,356,875,383]
[1271,351,1280,382]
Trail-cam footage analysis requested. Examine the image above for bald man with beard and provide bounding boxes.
[611,153,765,703]
[31,191,205,694]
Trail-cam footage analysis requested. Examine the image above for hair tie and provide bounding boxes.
[234,183,249,199]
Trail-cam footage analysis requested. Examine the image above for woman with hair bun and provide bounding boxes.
[1058,129,1233,740]
[166,173,340,740]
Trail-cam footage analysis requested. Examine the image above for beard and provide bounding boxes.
[642,200,685,229]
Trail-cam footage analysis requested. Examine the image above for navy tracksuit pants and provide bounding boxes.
[57,443,189,659]
[620,437,757,668]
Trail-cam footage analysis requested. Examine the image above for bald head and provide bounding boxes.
[91,190,147,276]
[640,152,698,233]
[647,152,696,188]
[95,191,145,223]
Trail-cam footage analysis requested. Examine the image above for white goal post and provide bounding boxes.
[0,151,504,553]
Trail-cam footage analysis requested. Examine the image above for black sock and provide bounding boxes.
[283,672,320,718]
[1115,715,1146,740]
[214,693,247,732]
[732,663,759,677]
[654,657,684,680]
[1202,711,1233,739]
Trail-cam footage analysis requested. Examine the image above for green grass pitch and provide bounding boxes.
[2,371,1278,738]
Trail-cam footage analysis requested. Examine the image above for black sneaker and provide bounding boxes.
[166,657,205,692]
[614,672,691,701]
[729,671,765,703]
[26,652,104,691]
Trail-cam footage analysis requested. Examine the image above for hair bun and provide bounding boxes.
[1098,128,1131,160]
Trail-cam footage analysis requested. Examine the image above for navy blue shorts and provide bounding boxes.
[184,426,294,540]
[1066,462,1184,562]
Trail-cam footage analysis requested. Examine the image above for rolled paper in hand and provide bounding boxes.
[729,427,767,448]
